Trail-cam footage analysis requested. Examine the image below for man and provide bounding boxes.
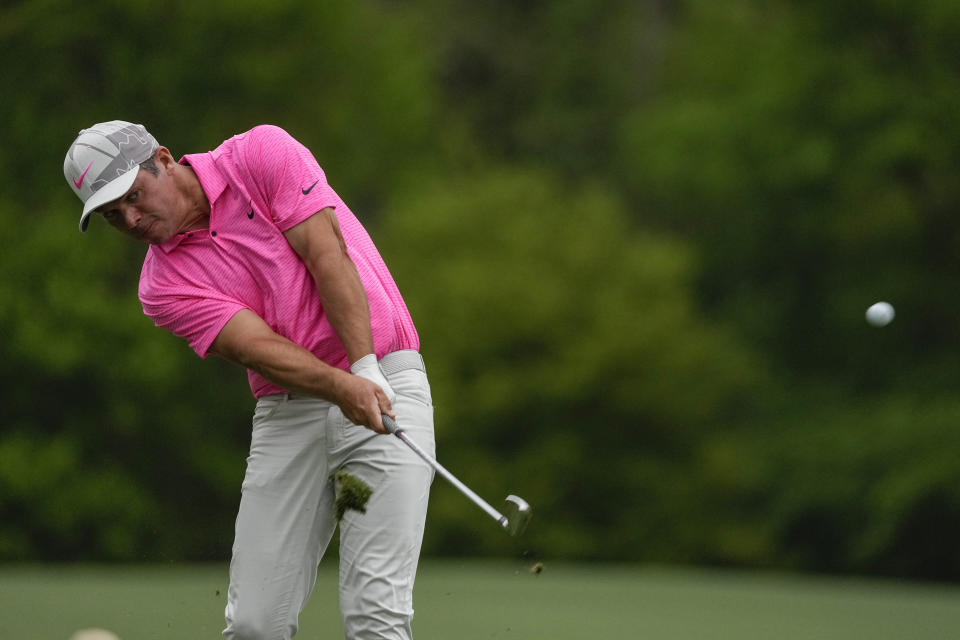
[63,121,435,639]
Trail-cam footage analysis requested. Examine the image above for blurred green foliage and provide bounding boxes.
[1,0,958,580]
[379,168,763,558]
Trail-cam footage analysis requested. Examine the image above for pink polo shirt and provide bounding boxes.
[138,125,419,398]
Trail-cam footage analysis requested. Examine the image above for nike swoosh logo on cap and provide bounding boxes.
[302,180,319,195]
[73,161,93,189]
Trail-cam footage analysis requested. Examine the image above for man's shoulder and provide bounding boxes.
[209,125,301,178]
[138,246,225,313]
[138,245,190,299]
[138,246,168,293]
[222,124,296,153]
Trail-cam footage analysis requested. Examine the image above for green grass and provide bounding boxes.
[1,560,958,639]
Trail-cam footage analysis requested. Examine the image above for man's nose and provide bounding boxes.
[120,205,141,229]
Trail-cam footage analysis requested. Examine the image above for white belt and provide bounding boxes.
[379,350,426,377]
[274,351,425,401]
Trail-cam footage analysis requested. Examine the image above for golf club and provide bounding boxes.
[382,415,532,536]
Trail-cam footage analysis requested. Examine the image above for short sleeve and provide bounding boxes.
[140,285,247,359]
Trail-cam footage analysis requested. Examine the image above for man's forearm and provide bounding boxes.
[230,330,351,401]
[210,307,391,431]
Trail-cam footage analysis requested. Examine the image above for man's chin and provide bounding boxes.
[140,223,170,245]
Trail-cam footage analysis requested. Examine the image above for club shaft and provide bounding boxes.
[384,417,508,528]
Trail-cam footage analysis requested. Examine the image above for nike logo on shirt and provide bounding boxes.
[302,180,319,195]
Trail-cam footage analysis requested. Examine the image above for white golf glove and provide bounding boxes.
[350,354,397,404]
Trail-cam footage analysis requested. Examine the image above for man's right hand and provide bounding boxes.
[335,371,395,434]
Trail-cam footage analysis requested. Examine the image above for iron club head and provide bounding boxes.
[502,494,532,536]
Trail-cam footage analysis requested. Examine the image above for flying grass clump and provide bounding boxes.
[335,471,373,522]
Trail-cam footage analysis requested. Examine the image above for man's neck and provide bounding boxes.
[176,164,211,232]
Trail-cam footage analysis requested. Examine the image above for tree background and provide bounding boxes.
[2,0,959,581]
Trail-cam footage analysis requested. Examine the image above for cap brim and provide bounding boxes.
[79,167,140,232]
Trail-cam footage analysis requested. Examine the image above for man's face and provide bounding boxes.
[96,149,183,244]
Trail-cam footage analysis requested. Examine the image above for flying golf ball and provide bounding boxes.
[865,301,895,327]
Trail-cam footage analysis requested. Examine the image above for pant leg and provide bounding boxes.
[223,395,340,640]
[331,366,435,640]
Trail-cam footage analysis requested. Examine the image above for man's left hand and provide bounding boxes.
[349,354,397,433]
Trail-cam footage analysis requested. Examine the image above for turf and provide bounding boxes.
[1,560,958,639]
[334,471,374,522]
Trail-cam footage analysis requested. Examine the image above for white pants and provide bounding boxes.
[223,351,435,640]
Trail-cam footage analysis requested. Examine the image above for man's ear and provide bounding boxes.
[155,146,176,173]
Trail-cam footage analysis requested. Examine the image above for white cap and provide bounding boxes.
[63,120,159,232]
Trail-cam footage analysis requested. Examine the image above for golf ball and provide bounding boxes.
[865,301,895,327]
[69,630,121,640]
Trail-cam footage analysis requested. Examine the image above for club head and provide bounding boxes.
[502,494,532,536]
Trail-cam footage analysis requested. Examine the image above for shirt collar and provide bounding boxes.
[180,152,227,203]
[157,232,189,253]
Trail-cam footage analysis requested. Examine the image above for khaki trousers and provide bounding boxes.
[223,351,435,640]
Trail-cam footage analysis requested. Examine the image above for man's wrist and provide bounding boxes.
[329,367,355,405]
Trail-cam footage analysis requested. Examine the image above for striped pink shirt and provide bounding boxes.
[138,125,419,398]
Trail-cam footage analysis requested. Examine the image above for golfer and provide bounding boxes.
[63,121,435,639]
